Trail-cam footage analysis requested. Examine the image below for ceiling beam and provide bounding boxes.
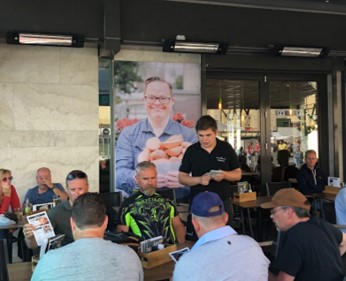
[160,0,346,16]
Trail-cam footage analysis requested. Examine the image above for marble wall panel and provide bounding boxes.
[0,83,15,130]
[0,148,13,170]
[0,45,60,83]
[5,131,98,148]
[12,146,99,200]
[13,83,98,130]
[61,47,98,85]
[0,43,100,200]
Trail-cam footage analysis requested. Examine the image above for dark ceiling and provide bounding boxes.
[2,0,346,56]
[0,0,342,110]
[206,79,316,109]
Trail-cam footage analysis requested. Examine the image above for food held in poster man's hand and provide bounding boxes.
[137,135,192,184]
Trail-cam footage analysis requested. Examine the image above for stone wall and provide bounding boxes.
[0,43,99,201]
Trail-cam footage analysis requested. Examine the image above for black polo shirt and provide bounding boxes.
[179,139,240,200]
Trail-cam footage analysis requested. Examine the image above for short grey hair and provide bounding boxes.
[135,161,156,175]
[305,149,317,158]
[292,206,311,218]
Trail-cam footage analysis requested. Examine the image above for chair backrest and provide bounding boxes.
[321,200,336,224]
[266,181,291,197]
[99,192,123,231]
[0,239,9,281]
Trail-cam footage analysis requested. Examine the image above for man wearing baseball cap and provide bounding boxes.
[173,191,269,281]
[261,188,346,281]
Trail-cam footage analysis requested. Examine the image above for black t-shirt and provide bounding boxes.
[179,139,240,200]
[270,217,344,281]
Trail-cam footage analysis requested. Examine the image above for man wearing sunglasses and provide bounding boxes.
[261,188,346,281]
[116,76,197,195]
[23,170,89,249]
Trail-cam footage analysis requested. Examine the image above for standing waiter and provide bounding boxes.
[179,115,241,240]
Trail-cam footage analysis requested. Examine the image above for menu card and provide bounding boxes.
[139,235,164,253]
[26,211,55,246]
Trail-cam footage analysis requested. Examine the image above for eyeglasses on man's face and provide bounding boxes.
[144,96,171,105]
[271,207,287,215]
[1,176,13,182]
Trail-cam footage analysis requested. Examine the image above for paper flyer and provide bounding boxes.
[26,211,55,246]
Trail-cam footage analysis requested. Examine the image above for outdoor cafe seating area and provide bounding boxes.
[1,183,345,281]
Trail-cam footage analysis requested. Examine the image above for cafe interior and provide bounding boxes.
[2,0,346,280]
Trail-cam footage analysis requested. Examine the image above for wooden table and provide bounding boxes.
[0,217,26,230]
[0,217,27,263]
[144,261,175,281]
[7,241,195,281]
[232,196,271,240]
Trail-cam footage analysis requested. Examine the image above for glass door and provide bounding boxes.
[206,78,261,192]
[268,79,319,186]
[206,74,324,195]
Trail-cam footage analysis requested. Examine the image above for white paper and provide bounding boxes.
[328,177,341,188]
[32,202,55,211]
[26,211,55,246]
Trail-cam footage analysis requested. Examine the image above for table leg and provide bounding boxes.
[240,208,246,234]
[247,208,253,237]
[257,208,263,241]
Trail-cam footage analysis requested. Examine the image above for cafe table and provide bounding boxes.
[7,241,195,281]
[0,216,26,230]
[232,196,271,241]
[0,216,27,263]
[7,259,176,281]
[8,261,174,281]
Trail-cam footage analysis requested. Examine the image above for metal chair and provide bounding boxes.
[320,200,336,224]
[99,191,123,231]
[265,181,291,197]
[0,239,9,281]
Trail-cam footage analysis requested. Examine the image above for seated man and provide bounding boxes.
[117,161,185,244]
[24,170,89,248]
[261,188,346,281]
[172,191,269,281]
[24,167,68,205]
[296,149,327,195]
[31,192,143,281]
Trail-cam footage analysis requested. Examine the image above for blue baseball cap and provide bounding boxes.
[191,191,225,217]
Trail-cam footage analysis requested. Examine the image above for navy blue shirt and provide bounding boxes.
[296,164,327,195]
[24,183,65,205]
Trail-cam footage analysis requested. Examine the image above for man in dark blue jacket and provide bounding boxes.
[296,149,327,195]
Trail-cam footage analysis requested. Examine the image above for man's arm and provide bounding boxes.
[335,190,346,232]
[23,223,38,249]
[172,216,186,243]
[51,184,68,201]
[296,170,310,195]
[117,224,129,233]
[178,172,211,187]
[116,130,137,193]
[339,232,346,255]
[269,271,295,281]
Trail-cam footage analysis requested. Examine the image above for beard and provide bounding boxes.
[140,185,156,196]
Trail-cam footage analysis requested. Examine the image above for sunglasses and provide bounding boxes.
[1,176,13,182]
[66,170,87,181]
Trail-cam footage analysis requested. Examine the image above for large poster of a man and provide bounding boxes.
[114,61,201,196]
